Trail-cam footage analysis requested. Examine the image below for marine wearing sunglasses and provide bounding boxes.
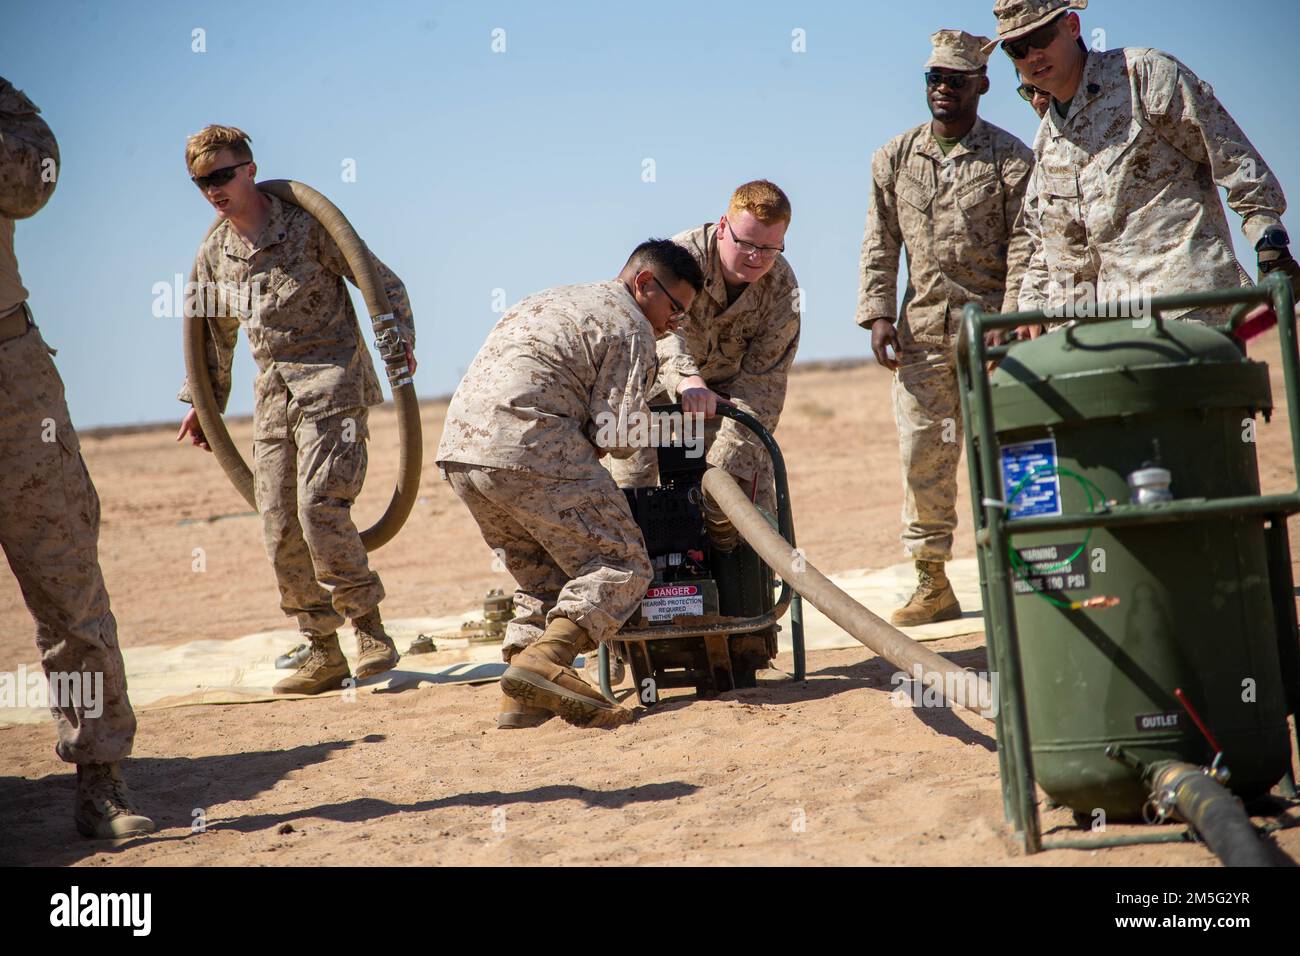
[999,8,1090,107]
[1001,12,1066,61]
[190,161,252,190]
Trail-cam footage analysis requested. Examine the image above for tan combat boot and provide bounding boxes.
[352,608,400,680]
[500,619,633,728]
[890,560,962,626]
[272,632,351,695]
[497,644,555,730]
[497,691,555,730]
[74,763,155,839]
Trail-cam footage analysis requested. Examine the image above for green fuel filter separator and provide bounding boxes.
[956,275,1300,851]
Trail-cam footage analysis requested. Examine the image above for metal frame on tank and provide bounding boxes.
[955,273,1300,853]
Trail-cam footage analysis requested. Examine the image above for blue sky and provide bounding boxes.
[4,0,1297,427]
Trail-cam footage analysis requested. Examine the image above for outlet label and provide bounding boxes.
[1135,711,1182,732]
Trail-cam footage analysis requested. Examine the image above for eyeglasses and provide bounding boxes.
[651,275,686,319]
[924,71,975,90]
[191,161,251,190]
[1017,82,1049,102]
[1003,13,1064,60]
[727,227,785,261]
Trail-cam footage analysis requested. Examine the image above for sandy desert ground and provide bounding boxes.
[3,333,1300,867]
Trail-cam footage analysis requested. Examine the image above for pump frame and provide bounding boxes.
[598,404,806,702]
[956,273,1300,853]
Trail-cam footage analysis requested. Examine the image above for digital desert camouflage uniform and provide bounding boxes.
[608,222,800,513]
[436,280,656,659]
[857,51,1034,562]
[178,193,414,636]
[1017,46,1288,324]
[0,77,138,764]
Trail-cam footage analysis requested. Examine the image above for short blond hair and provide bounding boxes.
[727,180,791,226]
[185,125,253,174]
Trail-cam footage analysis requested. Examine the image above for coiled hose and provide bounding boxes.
[182,180,421,551]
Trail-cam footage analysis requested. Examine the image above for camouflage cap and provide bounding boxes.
[925,30,992,72]
[982,0,1087,54]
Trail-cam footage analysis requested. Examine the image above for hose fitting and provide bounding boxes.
[1146,761,1274,867]
[702,489,739,553]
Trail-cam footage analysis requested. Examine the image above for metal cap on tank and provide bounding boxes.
[1126,466,1173,504]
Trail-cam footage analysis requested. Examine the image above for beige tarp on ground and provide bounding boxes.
[797,558,985,649]
[0,560,984,725]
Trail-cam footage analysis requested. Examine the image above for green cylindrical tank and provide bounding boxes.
[989,319,1291,819]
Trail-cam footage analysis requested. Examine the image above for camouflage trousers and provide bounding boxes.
[441,463,653,660]
[253,403,384,635]
[0,316,136,764]
[892,348,962,562]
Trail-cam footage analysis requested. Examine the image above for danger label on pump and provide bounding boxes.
[641,584,704,622]
[1011,541,1090,594]
[1000,438,1062,519]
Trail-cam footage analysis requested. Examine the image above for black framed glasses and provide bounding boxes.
[727,228,785,261]
[1003,13,1065,60]
[1017,82,1049,102]
[191,161,251,190]
[925,70,973,90]
[651,275,686,319]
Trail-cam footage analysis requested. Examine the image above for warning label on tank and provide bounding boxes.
[641,584,704,622]
[1011,541,1090,594]
[1000,438,1062,519]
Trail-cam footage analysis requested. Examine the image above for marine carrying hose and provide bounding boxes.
[183,180,422,551]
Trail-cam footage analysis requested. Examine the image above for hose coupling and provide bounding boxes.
[1207,752,1231,786]
[1142,786,1178,825]
[702,489,739,553]
[372,317,406,362]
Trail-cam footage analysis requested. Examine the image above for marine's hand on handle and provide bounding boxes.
[678,375,730,419]
[984,323,1045,372]
[405,342,417,376]
[984,327,1007,373]
[176,407,212,453]
[869,318,900,371]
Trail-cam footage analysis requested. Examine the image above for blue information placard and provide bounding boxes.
[1000,438,1062,520]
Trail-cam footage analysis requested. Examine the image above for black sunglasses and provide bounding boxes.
[191,161,251,190]
[924,71,975,90]
[1003,13,1065,60]
[1017,82,1049,102]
